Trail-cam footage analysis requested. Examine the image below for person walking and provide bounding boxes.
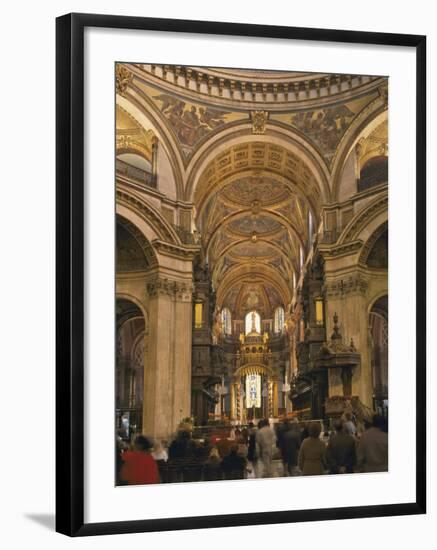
[255,419,276,478]
[298,422,327,476]
[357,415,388,472]
[326,420,356,474]
[279,421,301,476]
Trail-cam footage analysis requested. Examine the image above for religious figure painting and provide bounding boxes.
[115,62,389,487]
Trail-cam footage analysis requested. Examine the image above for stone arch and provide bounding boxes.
[117,93,184,200]
[116,215,159,270]
[367,291,389,319]
[185,124,331,206]
[205,206,305,254]
[337,192,388,245]
[115,291,148,324]
[359,221,388,267]
[331,97,387,201]
[116,187,181,248]
[217,265,291,308]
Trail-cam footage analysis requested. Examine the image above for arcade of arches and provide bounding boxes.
[115,63,388,441]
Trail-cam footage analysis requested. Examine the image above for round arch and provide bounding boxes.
[331,98,387,201]
[116,187,181,247]
[115,292,148,323]
[211,237,297,276]
[217,266,291,308]
[185,124,331,206]
[116,214,159,269]
[204,206,305,255]
[337,193,388,245]
[359,221,388,266]
[117,92,184,200]
[367,291,389,318]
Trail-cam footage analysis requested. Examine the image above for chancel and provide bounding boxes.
[115,63,389,483]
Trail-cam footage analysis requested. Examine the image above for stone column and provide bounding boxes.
[142,273,193,440]
[324,271,373,407]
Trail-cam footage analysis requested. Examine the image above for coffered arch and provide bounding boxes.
[216,264,292,309]
[186,126,331,207]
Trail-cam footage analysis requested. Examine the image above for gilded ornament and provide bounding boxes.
[116,65,133,96]
[251,110,268,134]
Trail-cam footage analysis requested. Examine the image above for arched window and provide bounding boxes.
[221,308,232,335]
[274,307,285,334]
[245,310,261,335]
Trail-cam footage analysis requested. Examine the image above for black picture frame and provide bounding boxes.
[56,12,426,537]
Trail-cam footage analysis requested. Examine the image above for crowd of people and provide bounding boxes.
[116,413,388,486]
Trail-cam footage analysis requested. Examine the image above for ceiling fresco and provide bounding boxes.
[133,80,247,160]
[221,177,291,207]
[227,215,282,236]
[271,92,379,165]
[120,63,384,169]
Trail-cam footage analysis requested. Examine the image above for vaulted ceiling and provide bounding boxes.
[196,169,312,317]
[116,63,387,320]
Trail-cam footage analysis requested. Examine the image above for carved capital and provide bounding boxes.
[146,276,193,301]
[324,274,368,298]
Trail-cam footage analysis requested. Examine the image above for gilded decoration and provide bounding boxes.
[271,92,378,165]
[116,65,133,96]
[133,81,246,158]
[251,110,268,134]
[115,63,389,435]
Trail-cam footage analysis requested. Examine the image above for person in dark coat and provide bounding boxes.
[326,420,356,474]
[279,421,301,475]
[221,445,247,480]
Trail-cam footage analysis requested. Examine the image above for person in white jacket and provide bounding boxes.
[255,419,276,478]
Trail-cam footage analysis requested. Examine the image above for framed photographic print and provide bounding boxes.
[56,13,426,536]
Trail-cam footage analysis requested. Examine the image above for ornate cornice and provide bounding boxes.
[129,63,384,111]
[339,194,388,244]
[324,274,368,298]
[319,240,363,259]
[152,239,200,261]
[116,188,181,245]
[146,275,193,302]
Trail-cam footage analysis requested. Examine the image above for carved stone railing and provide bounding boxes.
[116,158,156,188]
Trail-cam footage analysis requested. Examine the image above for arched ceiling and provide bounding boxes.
[197,171,309,315]
[115,63,388,320]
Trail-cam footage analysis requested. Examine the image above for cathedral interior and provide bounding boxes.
[115,63,388,442]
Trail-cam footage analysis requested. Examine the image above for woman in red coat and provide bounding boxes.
[120,435,160,485]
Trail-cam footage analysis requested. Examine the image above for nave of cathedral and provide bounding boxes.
[115,63,388,466]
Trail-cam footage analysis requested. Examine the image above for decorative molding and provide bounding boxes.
[324,274,369,298]
[116,65,133,96]
[319,240,363,259]
[339,194,388,244]
[146,275,194,302]
[359,220,388,266]
[131,63,384,111]
[152,239,200,260]
[116,188,181,245]
[251,111,268,134]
